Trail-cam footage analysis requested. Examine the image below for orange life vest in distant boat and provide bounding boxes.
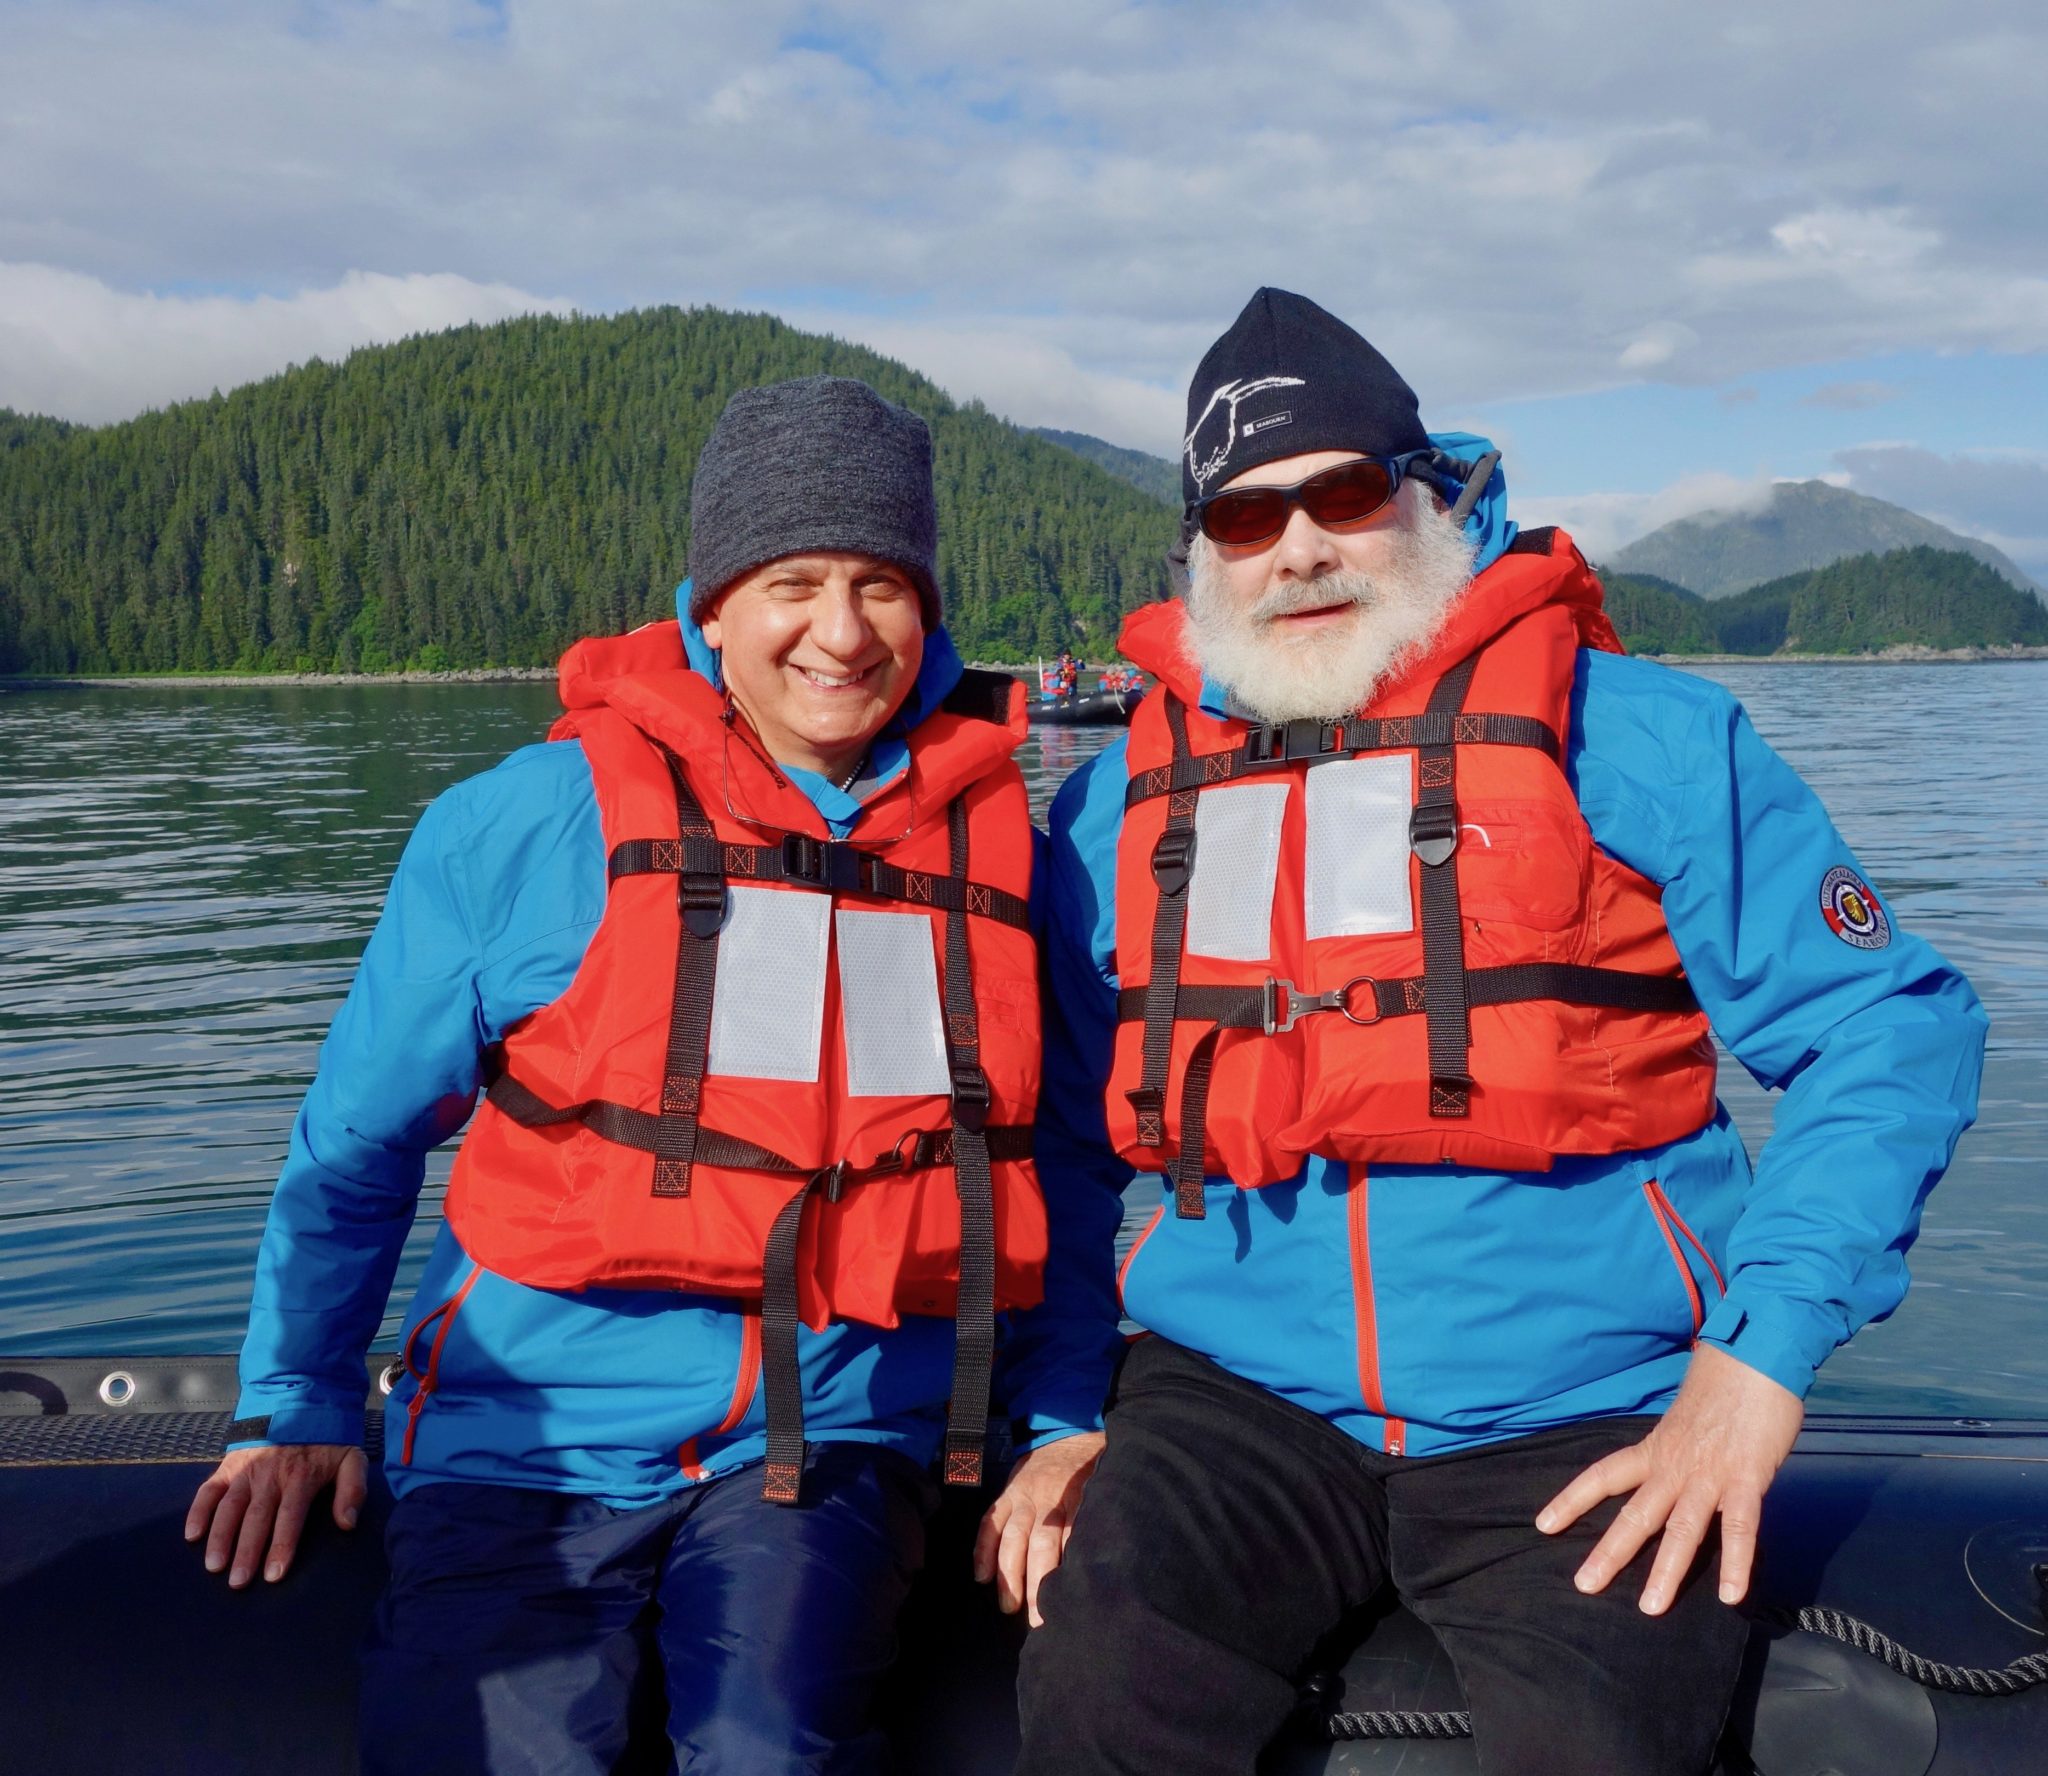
[445,622,1046,1499]
[1107,528,1717,1216]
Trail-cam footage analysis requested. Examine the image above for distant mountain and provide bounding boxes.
[1033,428,1179,506]
[1609,480,2041,602]
[1599,547,2048,654]
[0,310,1178,676]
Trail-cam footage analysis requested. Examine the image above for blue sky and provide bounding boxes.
[2,1,2044,574]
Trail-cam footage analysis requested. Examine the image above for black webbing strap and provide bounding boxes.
[1121,711,1559,808]
[1112,964,1701,1030]
[1125,695,1206,1218]
[652,748,723,1195]
[757,1120,1036,1506]
[759,1164,834,1504]
[939,796,996,1488]
[608,835,1030,930]
[484,1056,1033,1173]
[1413,658,1479,1118]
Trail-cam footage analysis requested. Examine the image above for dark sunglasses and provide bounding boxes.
[1190,453,1429,548]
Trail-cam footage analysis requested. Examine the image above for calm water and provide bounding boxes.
[1,668,2043,1419]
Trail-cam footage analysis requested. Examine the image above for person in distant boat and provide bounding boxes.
[1051,648,1080,700]
[185,375,1119,1775]
[1003,289,1987,1775]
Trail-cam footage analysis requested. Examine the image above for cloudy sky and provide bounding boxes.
[4,0,2045,572]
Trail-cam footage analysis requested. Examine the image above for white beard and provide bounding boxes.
[1183,484,1478,722]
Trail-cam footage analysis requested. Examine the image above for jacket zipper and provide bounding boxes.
[1117,1204,1166,1312]
[679,1310,763,1481]
[400,1263,483,1465]
[1646,1180,1726,1297]
[1640,1180,1723,1338]
[1347,1167,1405,1456]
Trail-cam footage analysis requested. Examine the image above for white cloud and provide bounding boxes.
[1,2,2046,429]
[1518,472,1778,565]
[0,263,573,423]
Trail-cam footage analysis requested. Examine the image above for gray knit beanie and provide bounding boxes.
[686,375,941,627]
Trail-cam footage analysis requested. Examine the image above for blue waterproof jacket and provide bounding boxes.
[1038,439,1988,1455]
[233,602,1124,1505]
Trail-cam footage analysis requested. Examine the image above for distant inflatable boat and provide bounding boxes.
[2,1354,2044,1775]
[1028,685,1147,726]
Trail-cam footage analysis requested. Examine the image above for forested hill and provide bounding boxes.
[1032,428,1179,505]
[1601,547,2048,655]
[0,308,1178,675]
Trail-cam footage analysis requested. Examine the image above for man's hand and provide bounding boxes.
[1536,1344,1802,1615]
[185,1443,367,1588]
[973,1431,1105,1628]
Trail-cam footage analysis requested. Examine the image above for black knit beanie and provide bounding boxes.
[687,375,941,626]
[1181,288,1429,505]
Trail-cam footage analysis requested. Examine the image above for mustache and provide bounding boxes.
[1247,571,1377,626]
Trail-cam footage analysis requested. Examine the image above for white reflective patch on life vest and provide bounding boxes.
[836,909,951,1098]
[1186,781,1290,961]
[1305,754,1415,939]
[707,886,830,1081]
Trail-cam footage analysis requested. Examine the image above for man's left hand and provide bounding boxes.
[973,1431,1106,1628]
[1535,1343,1803,1615]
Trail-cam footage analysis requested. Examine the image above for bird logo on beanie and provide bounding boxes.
[1183,375,1307,494]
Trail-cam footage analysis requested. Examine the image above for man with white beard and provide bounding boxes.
[986,289,1985,1773]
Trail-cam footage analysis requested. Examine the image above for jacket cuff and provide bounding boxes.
[1009,1396,1108,1457]
[226,1397,367,1451]
[1696,1290,1842,1401]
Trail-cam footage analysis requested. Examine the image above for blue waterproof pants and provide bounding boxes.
[359,1443,937,1775]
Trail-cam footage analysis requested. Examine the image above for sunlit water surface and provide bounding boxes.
[1,666,2042,1418]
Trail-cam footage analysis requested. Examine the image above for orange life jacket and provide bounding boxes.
[446,623,1047,1499]
[1108,529,1717,1216]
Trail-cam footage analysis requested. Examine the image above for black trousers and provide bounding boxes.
[1016,1337,1749,1776]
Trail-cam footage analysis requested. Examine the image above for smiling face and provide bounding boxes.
[700,551,926,781]
[1185,448,1476,721]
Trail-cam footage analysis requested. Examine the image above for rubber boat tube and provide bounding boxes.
[1027,684,1147,726]
[2,1355,2044,1775]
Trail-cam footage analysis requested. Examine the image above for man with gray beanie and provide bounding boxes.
[189,372,1123,1773]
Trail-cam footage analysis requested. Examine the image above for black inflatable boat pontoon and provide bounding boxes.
[2,1355,2043,1775]
[1027,685,1147,725]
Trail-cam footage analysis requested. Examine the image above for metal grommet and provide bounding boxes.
[98,1370,137,1407]
[378,1359,404,1398]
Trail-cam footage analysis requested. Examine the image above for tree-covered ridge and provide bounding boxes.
[1,411,75,452]
[1032,428,1180,506]
[1600,548,2048,654]
[0,308,1177,675]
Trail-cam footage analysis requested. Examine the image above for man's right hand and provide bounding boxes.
[185,1443,367,1588]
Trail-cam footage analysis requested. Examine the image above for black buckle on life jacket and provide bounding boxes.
[949,1062,992,1134]
[1151,827,1198,896]
[814,1159,850,1205]
[780,833,871,892]
[1244,718,1338,769]
[1409,804,1459,868]
[678,873,728,938]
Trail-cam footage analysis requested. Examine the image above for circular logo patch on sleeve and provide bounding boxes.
[1819,865,1890,950]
